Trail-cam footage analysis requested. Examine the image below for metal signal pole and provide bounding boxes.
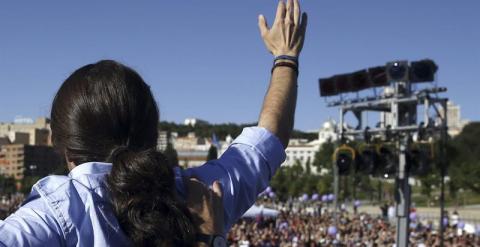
[392,79,413,247]
[395,137,411,247]
[439,99,448,247]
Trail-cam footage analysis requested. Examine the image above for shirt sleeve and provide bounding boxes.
[0,195,63,247]
[181,127,286,231]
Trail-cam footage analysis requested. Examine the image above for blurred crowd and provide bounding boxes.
[227,201,480,247]
[0,193,24,220]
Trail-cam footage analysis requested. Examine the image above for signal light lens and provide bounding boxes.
[387,61,408,82]
[336,153,352,175]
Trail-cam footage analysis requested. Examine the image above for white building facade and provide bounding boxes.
[282,120,338,175]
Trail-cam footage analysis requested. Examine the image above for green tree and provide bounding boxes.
[158,121,317,141]
[316,173,333,195]
[447,122,480,194]
[302,174,321,195]
[313,141,335,171]
[270,167,289,200]
[207,145,218,161]
[305,157,311,175]
[0,174,16,194]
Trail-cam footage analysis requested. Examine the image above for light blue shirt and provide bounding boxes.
[0,127,285,247]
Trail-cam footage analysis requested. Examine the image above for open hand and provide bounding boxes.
[258,0,308,57]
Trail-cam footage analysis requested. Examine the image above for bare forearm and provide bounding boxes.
[258,66,297,148]
[256,0,307,148]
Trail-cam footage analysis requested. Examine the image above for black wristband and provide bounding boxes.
[271,62,299,76]
[274,55,298,65]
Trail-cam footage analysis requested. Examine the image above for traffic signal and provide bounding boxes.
[377,144,397,177]
[333,144,356,175]
[356,144,378,175]
[407,142,434,176]
[386,61,409,82]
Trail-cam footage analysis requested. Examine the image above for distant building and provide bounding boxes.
[0,117,51,146]
[174,132,210,152]
[169,132,211,168]
[284,139,317,172]
[157,131,169,151]
[0,144,64,181]
[177,150,209,168]
[282,119,338,175]
[0,137,9,147]
[441,101,469,137]
[184,118,209,127]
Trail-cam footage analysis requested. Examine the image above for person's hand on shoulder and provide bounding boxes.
[186,178,225,247]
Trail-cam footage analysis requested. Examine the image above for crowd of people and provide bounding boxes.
[0,193,24,220]
[2,190,479,246]
[227,201,480,247]
[2,188,479,247]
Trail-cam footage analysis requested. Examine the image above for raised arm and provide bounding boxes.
[180,0,308,232]
[257,0,307,148]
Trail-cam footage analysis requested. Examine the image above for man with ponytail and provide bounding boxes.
[0,0,307,246]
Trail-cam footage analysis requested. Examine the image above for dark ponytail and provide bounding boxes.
[107,147,196,246]
[51,60,196,246]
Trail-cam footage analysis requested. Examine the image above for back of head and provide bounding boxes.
[51,60,196,246]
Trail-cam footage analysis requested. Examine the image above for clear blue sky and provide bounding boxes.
[0,1,478,131]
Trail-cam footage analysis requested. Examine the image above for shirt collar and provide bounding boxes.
[68,162,113,179]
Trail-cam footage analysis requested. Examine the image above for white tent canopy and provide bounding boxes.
[242,205,279,218]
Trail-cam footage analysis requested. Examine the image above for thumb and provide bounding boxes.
[212,180,223,198]
[258,14,269,37]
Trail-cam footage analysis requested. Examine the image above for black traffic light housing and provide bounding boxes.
[407,142,434,176]
[334,144,356,176]
[377,144,397,177]
[386,61,409,82]
[410,59,438,83]
[356,144,379,175]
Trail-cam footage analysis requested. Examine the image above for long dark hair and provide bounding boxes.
[50,60,196,246]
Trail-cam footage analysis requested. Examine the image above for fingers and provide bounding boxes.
[186,178,222,202]
[285,0,293,25]
[258,15,269,37]
[293,0,300,26]
[212,180,223,198]
[274,0,286,24]
[300,12,308,35]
